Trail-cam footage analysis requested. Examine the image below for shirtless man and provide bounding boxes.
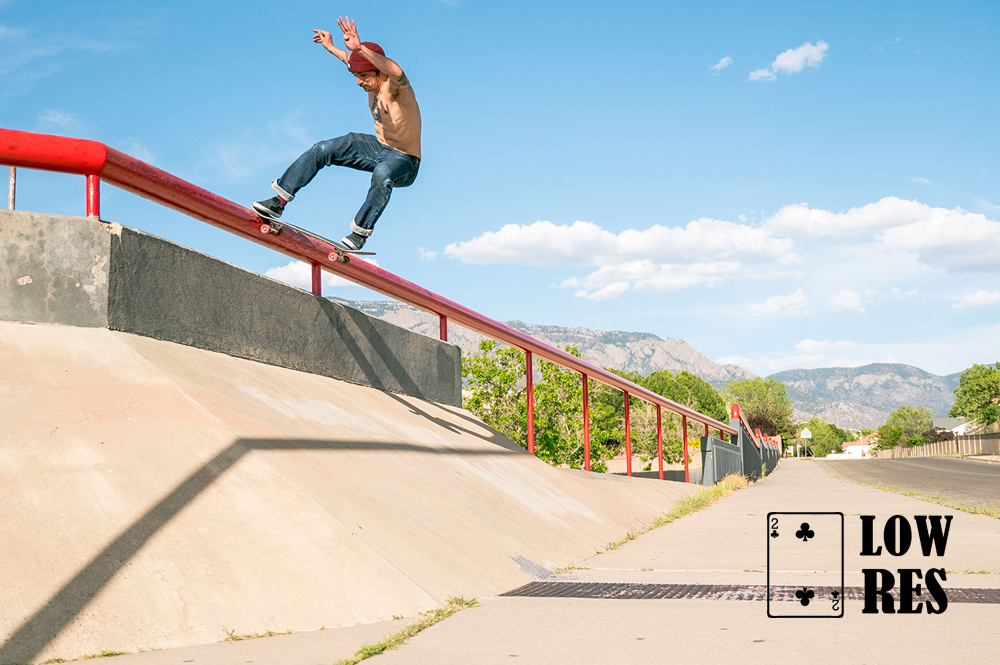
[253,16,421,251]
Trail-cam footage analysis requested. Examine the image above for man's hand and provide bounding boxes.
[337,16,361,52]
[314,28,349,64]
[313,29,334,49]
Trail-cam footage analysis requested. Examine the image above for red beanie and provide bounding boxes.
[348,42,384,73]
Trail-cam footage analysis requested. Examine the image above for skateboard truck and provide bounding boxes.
[259,220,282,236]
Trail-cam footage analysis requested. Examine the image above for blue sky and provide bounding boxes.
[3,1,999,377]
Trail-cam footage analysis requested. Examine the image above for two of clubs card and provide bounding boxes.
[767,512,845,618]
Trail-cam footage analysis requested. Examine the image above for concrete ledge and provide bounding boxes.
[0,209,461,406]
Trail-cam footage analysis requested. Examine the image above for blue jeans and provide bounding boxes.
[274,133,420,236]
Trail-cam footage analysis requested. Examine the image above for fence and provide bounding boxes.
[699,404,781,484]
[872,432,1000,458]
[1,127,752,481]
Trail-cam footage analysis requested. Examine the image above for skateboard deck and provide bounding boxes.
[256,217,375,264]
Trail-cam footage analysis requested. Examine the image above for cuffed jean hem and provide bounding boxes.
[270,179,294,202]
[351,220,373,237]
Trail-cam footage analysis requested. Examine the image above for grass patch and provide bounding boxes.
[223,628,292,642]
[818,467,1000,519]
[334,596,478,665]
[552,564,591,574]
[598,474,749,554]
[43,660,67,664]
[83,650,128,659]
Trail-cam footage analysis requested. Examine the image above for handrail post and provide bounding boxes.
[7,166,13,210]
[656,405,663,480]
[526,350,534,455]
[683,414,689,483]
[624,390,632,477]
[582,372,590,471]
[86,174,100,218]
[439,314,448,341]
[311,262,322,296]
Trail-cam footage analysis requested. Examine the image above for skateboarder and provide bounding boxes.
[253,16,421,251]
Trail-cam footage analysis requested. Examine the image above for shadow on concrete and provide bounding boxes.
[0,436,520,665]
[381,391,529,454]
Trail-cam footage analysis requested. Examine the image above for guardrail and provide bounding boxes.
[2,127,747,481]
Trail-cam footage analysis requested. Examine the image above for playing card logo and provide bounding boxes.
[795,587,815,606]
[796,523,815,542]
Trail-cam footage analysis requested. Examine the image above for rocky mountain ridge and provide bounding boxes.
[770,364,962,430]
[334,298,963,430]
[331,298,755,387]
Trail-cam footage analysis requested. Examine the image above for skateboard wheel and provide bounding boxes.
[328,252,338,262]
[259,223,270,234]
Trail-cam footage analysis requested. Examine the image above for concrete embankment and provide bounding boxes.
[1,209,698,664]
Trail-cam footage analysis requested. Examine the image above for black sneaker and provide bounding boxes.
[252,196,284,220]
[341,232,367,250]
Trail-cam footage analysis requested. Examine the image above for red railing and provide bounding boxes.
[1,128,741,478]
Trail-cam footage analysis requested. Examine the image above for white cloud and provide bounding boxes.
[764,197,1000,272]
[913,177,935,185]
[445,218,798,299]
[0,24,119,96]
[794,339,859,354]
[750,40,829,81]
[38,109,81,130]
[953,290,1000,310]
[575,282,629,301]
[747,289,809,317]
[827,289,865,314]
[710,56,733,73]
[772,41,829,74]
[444,196,1000,302]
[418,246,438,261]
[719,324,1000,376]
[212,111,312,180]
[748,68,776,82]
[265,258,379,292]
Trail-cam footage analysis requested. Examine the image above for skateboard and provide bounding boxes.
[256,217,375,264]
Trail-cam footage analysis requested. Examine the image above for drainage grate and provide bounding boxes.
[500,581,1000,604]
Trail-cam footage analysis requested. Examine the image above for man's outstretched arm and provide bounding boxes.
[313,29,349,64]
[337,16,408,86]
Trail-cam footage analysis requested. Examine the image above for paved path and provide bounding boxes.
[107,459,1000,664]
[821,457,1000,510]
[371,458,1000,664]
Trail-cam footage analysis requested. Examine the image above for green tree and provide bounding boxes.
[950,362,1000,431]
[462,344,729,473]
[533,346,615,472]
[461,340,527,445]
[722,377,795,440]
[872,423,904,452]
[801,417,855,457]
[642,370,728,424]
[885,405,934,441]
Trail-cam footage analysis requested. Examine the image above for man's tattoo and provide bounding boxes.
[395,72,409,88]
[371,96,383,123]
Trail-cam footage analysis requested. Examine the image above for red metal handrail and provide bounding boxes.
[1,128,739,474]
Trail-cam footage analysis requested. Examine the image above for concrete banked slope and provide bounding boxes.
[0,210,696,664]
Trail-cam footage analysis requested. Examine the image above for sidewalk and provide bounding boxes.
[372,458,1000,664]
[107,459,1000,664]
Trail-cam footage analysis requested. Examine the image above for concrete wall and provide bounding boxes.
[0,209,460,406]
[0,321,697,664]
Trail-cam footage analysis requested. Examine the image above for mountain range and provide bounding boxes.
[771,364,962,430]
[333,298,962,430]
[331,298,754,386]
